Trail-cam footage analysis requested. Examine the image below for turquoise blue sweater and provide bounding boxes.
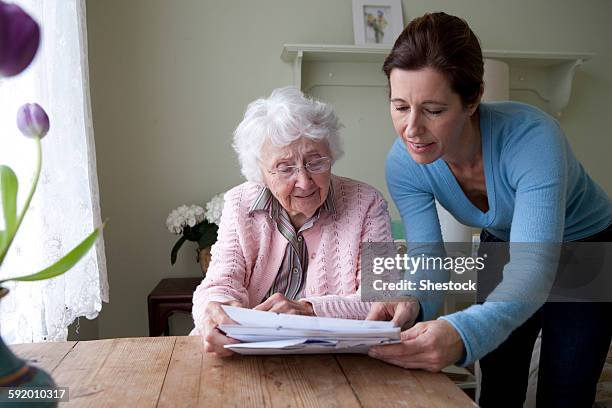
[386,101,612,365]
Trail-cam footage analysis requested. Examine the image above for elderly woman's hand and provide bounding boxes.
[254,293,315,316]
[366,300,420,330]
[202,300,241,357]
[368,320,465,372]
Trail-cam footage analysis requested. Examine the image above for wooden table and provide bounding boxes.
[10,336,476,407]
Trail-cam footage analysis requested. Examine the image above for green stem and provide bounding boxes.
[170,235,187,265]
[0,137,41,264]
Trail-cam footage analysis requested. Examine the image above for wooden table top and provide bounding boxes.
[10,336,476,407]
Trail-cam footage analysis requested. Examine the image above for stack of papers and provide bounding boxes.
[219,305,401,355]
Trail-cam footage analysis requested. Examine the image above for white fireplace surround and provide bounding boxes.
[281,44,592,117]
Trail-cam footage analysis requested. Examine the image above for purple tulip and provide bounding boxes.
[0,1,40,77]
[17,103,49,138]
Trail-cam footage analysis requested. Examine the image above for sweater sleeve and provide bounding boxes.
[301,189,393,319]
[192,187,250,335]
[440,119,567,366]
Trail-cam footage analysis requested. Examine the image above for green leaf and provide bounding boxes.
[170,235,187,265]
[0,226,102,284]
[0,165,18,253]
[197,223,218,250]
[182,224,200,242]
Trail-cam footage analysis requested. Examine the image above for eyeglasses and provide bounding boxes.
[267,157,332,180]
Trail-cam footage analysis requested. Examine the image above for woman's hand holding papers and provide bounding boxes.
[366,300,420,330]
[203,300,242,356]
[367,301,465,372]
[254,293,315,316]
[367,320,465,372]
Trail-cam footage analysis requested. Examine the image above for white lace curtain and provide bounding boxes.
[0,0,107,344]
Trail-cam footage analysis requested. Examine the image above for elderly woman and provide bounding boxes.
[191,86,392,356]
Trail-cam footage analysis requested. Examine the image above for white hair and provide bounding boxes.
[232,86,344,182]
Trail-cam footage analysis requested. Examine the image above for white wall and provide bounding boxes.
[85,0,612,338]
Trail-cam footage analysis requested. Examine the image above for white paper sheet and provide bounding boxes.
[220,306,400,355]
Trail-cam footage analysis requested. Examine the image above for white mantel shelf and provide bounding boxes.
[281,44,594,114]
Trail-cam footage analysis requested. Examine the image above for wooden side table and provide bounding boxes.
[147,277,202,336]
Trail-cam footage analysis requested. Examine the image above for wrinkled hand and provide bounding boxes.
[202,300,241,357]
[366,300,420,330]
[368,320,465,372]
[254,293,315,316]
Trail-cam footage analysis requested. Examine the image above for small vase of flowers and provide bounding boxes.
[166,193,224,275]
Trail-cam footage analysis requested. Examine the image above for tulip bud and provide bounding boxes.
[0,1,40,77]
[16,103,49,138]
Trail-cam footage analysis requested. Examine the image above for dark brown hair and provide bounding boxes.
[383,12,483,107]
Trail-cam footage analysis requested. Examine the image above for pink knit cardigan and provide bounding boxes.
[191,175,392,335]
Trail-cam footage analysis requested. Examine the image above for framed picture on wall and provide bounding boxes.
[352,0,404,45]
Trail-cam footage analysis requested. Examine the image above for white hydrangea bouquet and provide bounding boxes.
[166,193,224,266]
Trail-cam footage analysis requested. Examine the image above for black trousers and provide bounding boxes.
[478,224,612,408]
